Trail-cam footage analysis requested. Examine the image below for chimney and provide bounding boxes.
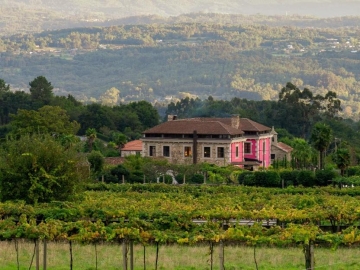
[167,115,177,121]
[231,115,240,129]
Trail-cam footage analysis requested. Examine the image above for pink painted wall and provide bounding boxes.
[230,142,244,163]
[244,139,257,160]
[244,137,272,168]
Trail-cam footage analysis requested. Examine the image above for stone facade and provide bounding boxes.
[142,138,243,166]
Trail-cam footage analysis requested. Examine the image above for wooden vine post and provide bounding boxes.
[43,239,47,270]
[304,240,315,270]
[209,242,213,270]
[219,240,224,270]
[122,240,128,270]
[130,240,134,270]
[35,239,40,270]
[69,240,73,270]
[143,245,146,270]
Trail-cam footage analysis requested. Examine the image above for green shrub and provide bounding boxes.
[347,166,360,176]
[296,170,315,187]
[279,170,299,186]
[315,169,338,186]
[188,174,204,184]
[238,171,254,185]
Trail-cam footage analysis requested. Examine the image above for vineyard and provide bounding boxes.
[2,184,360,269]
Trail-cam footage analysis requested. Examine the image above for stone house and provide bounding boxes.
[121,140,142,157]
[270,127,293,163]
[141,115,273,170]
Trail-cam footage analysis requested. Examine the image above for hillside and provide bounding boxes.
[1,16,360,119]
[1,0,360,35]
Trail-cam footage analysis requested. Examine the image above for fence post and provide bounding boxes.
[219,241,224,270]
[122,174,125,184]
[43,239,47,270]
[310,241,315,270]
[130,240,134,270]
[305,240,315,270]
[122,240,128,270]
[35,239,39,270]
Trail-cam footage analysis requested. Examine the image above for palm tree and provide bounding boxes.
[310,123,332,170]
[333,148,350,176]
[86,128,97,152]
[291,138,314,169]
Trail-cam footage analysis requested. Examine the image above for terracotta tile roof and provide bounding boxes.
[239,118,271,132]
[143,117,271,135]
[121,140,142,151]
[274,142,293,153]
[143,119,244,135]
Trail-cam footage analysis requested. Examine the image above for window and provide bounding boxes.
[217,147,225,158]
[184,146,192,157]
[271,154,275,160]
[163,146,170,157]
[235,146,239,158]
[244,142,251,154]
[149,146,156,156]
[204,147,211,158]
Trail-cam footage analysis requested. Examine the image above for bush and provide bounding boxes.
[87,151,105,173]
[188,174,204,184]
[296,170,315,187]
[128,170,144,183]
[279,170,299,186]
[110,164,130,182]
[238,171,254,185]
[0,134,89,204]
[315,169,338,186]
[347,166,360,176]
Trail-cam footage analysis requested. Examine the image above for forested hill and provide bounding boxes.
[2,0,360,35]
[2,19,360,120]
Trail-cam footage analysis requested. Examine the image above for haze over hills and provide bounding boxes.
[1,0,360,35]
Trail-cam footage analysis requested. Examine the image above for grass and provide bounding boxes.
[0,241,359,270]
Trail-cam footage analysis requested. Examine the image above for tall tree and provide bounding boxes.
[0,134,88,204]
[333,148,351,176]
[9,105,80,137]
[29,76,54,107]
[278,82,341,138]
[86,128,97,152]
[310,123,333,170]
[0,79,10,93]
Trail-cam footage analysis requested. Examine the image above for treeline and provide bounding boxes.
[0,77,159,141]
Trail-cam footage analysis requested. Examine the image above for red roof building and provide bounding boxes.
[121,140,142,157]
[142,115,273,170]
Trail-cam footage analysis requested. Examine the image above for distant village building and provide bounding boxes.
[121,140,142,157]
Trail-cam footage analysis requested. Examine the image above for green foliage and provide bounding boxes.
[29,76,54,107]
[87,151,104,173]
[238,171,255,185]
[279,170,299,186]
[0,134,88,204]
[347,166,360,176]
[333,148,351,175]
[315,169,338,186]
[109,164,130,183]
[311,123,333,170]
[9,105,80,137]
[296,170,316,187]
[188,174,204,184]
